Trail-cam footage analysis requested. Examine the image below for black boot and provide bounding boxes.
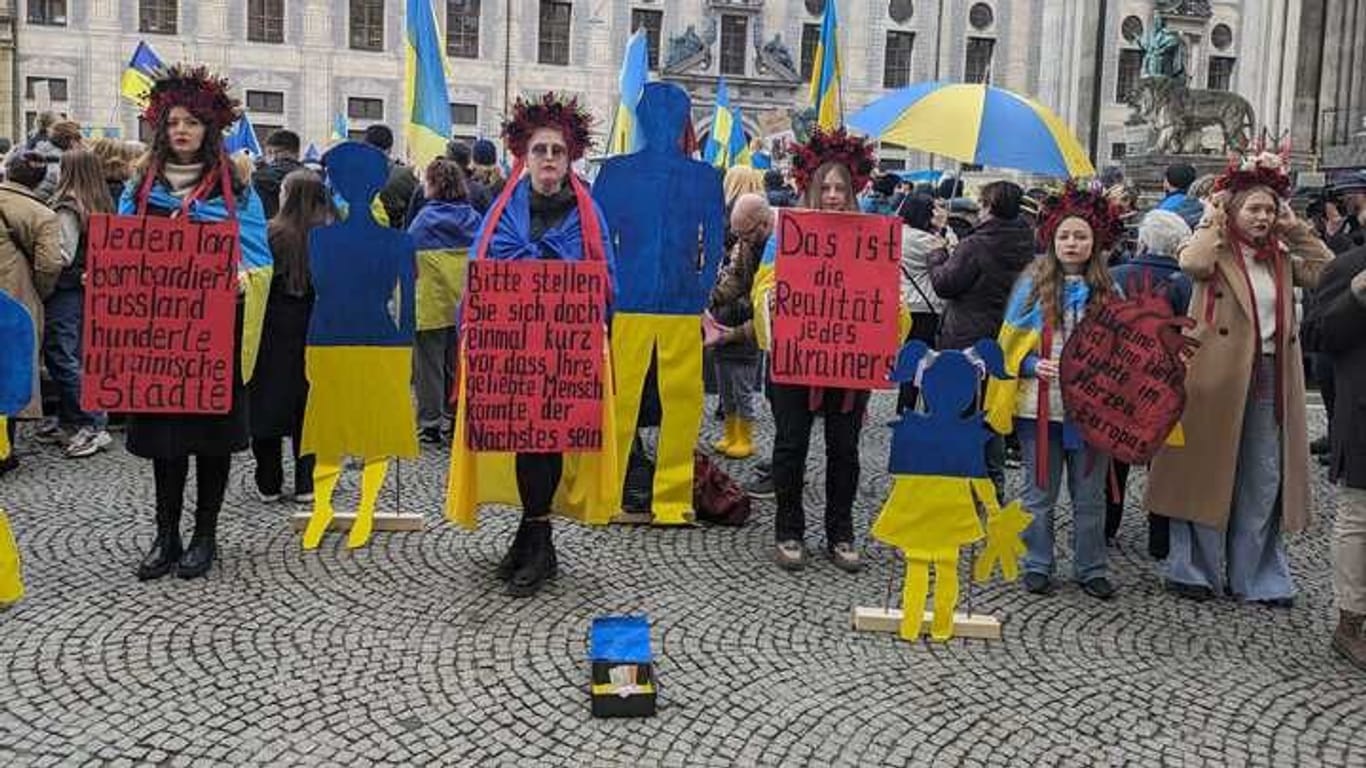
[495,518,532,581]
[506,519,556,598]
[136,505,183,581]
[176,506,218,579]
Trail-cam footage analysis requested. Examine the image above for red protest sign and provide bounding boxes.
[81,214,239,414]
[463,260,608,453]
[770,209,901,390]
[1060,285,1197,465]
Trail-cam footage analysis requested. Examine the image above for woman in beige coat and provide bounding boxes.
[1147,152,1333,604]
[0,150,63,471]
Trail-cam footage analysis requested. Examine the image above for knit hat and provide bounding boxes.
[472,138,498,166]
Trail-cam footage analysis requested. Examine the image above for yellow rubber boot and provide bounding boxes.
[724,418,754,459]
[712,416,735,455]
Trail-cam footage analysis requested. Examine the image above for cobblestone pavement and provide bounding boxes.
[1,394,1363,767]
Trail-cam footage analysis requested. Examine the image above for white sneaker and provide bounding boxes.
[64,427,112,458]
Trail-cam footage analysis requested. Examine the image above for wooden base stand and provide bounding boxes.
[851,606,1002,640]
[288,512,426,533]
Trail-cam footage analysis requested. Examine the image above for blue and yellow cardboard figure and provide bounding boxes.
[591,82,726,524]
[300,142,420,550]
[0,291,34,605]
[871,340,1030,642]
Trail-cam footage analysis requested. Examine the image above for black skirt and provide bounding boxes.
[248,288,312,439]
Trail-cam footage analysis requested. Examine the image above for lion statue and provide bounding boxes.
[1130,76,1255,154]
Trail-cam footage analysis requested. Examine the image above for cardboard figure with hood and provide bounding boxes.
[592,82,726,525]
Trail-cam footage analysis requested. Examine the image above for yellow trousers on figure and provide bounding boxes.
[611,314,704,525]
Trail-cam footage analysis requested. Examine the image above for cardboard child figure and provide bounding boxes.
[592,82,725,524]
[871,340,1030,641]
[0,292,34,604]
[300,142,419,550]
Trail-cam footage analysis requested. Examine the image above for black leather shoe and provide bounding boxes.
[1081,577,1117,601]
[1022,572,1052,595]
[1165,580,1214,602]
[176,535,215,579]
[136,533,182,581]
[495,519,532,581]
[506,521,557,598]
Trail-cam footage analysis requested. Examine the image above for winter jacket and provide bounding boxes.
[1109,252,1192,316]
[0,181,61,418]
[928,215,1035,350]
[378,161,419,230]
[1156,191,1205,229]
[252,157,305,220]
[900,226,947,316]
[1304,244,1366,488]
[407,199,481,331]
[708,236,761,359]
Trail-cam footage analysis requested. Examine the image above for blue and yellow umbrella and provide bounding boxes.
[849,82,1095,179]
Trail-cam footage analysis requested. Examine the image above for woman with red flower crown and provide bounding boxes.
[1148,150,1333,605]
[123,65,273,581]
[750,128,886,573]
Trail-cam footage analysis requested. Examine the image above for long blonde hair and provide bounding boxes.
[1025,217,1115,328]
[723,165,765,207]
[51,149,114,222]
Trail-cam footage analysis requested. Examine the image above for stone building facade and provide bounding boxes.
[11,0,1351,170]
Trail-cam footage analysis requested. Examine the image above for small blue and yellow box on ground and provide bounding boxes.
[589,615,656,718]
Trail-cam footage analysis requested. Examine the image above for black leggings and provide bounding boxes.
[153,455,231,521]
[515,453,563,518]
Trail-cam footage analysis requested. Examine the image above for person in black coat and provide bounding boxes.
[1305,243,1366,669]
[928,181,1034,498]
[250,169,334,503]
[251,129,304,220]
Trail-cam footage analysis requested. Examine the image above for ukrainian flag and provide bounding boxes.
[809,0,843,131]
[330,113,349,143]
[120,41,164,107]
[608,28,649,156]
[405,0,452,167]
[729,105,751,166]
[703,78,735,168]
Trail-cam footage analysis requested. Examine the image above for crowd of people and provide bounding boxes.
[2,63,1366,666]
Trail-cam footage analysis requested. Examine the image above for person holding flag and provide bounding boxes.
[123,65,273,581]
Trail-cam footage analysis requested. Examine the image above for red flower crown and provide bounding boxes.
[1037,182,1126,253]
[503,92,595,161]
[790,127,876,194]
[1214,144,1292,199]
[142,65,240,130]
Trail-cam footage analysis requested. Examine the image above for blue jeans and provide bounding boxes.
[1166,357,1293,601]
[1017,419,1109,581]
[43,287,106,430]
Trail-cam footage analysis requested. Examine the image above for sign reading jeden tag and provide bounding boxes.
[462,259,608,453]
[81,214,240,414]
[770,209,901,390]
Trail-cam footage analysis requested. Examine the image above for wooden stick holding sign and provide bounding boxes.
[770,210,901,390]
[81,214,239,414]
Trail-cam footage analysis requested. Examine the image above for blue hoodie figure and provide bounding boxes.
[592,82,726,525]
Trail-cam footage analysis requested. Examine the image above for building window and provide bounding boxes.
[964,36,994,83]
[883,31,914,89]
[350,0,385,51]
[800,23,820,81]
[139,0,178,34]
[1121,15,1143,44]
[968,2,993,30]
[804,0,825,15]
[450,102,478,125]
[254,123,283,146]
[1207,56,1235,91]
[1211,23,1233,51]
[348,97,384,121]
[248,0,285,43]
[538,1,571,66]
[1111,142,1127,160]
[719,15,747,76]
[245,90,285,114]
[447,0,480,59]
[347,129,368,142]
[25,77,68,102]
[1116,49,1142,103]
[27,0,67,25]
[631,9,664,71]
